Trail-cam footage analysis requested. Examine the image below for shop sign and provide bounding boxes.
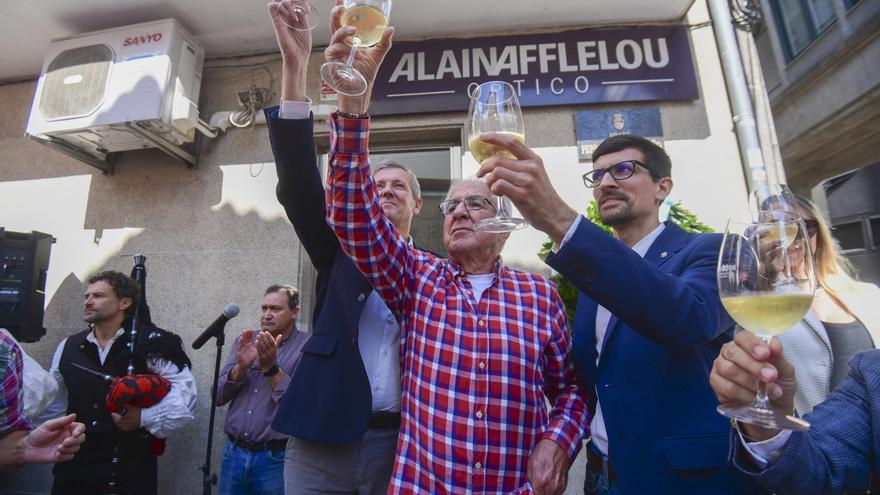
[575,108,663,160]
[369,25,698,116]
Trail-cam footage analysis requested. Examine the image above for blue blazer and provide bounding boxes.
[265,107,373,444]
[735,349,880,494]
[546,219,762,494]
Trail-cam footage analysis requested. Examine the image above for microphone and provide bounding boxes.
[192,304,240,350]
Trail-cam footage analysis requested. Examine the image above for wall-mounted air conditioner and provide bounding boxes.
[25,18,205,172]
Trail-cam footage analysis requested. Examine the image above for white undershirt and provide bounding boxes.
[467,273,497,303]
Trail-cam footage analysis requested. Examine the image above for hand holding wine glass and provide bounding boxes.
[271,0,320,32]
[467,81,529,232]
[322,0,394,99]
[716,214,816,430]
[269,0,314,102]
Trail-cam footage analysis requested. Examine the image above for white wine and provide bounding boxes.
[468,132,525,164]
[756,222,799,249]
[721,293,813,336]
[342,5,388,47]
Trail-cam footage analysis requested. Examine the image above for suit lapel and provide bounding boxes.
[644,221,690,267]
[598,222,691,362]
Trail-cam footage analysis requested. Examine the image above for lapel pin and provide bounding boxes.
[660,251,668,258]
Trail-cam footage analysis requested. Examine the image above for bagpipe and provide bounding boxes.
[73,255,191,456]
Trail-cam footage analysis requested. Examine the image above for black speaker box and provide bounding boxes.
[0,229,54,343]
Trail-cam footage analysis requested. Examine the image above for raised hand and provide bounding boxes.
[256,331,282,372]
[325,0,394,113]
[236,329,258,368]
[269,0,312,101]
[476,133,578,244]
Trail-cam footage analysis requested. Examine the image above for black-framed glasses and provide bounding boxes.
[804,219,819,238]
[439,195,496,216]
[582,160,647,188]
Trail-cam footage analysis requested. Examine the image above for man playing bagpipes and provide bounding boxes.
[46,269,196,494]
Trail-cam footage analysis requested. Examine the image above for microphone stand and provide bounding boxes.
[200,325,225,495]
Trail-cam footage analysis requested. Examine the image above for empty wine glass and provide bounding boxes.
[273,0,320,31]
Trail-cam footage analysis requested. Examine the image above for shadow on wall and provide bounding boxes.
[37,199,309,495]
[23,118,313,492]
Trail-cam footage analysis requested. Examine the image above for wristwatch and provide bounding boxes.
[262,364,280,377]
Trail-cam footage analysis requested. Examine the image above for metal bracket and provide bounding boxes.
[25,133,115,174]
[124,121,198,168]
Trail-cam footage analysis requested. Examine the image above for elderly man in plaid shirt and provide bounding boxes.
[321,6,589,495]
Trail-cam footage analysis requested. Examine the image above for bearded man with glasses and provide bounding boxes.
[478,133,764,494]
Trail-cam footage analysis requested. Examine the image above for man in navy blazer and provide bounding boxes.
[478,133,762,493]
[263,5,422,494]
[712,330,880,494]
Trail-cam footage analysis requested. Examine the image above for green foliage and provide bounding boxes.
[539,201,714,324]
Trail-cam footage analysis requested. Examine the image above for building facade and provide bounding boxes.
[754,0,880,282]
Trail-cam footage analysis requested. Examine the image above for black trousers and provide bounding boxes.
[51,430,158,495]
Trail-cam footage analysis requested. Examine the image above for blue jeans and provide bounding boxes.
[583,443,623,495]
[219,440,285,495]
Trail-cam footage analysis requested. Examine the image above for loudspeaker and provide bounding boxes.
[0,229,54,343]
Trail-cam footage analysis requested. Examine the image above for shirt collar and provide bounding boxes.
[631,223,665,258]
[449,256,506,279]
[86,327,126,349]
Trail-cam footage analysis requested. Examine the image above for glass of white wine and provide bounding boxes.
[717,216,816,430]
[751,183,799,221]
[467,81,529,232]
[320,0,391,96]
[273,0,320,31]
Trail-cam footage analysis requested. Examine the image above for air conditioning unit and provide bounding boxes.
[25,18,205,172]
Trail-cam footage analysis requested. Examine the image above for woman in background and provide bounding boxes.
[780,195,880,414]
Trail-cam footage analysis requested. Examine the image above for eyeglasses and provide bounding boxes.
[582,160,647,188]
[804,219,819,238]
[438,195,496,216]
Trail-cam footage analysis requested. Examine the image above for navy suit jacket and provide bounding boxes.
[735,350,880,494]
[265,107,374,443]
[546,219,762,494]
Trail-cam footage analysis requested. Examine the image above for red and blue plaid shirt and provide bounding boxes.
[0,330,31,434]
[326,114,589,494]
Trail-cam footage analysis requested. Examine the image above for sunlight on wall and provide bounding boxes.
[211,162,287,221]
[0,175,144,303]
[462,139,751,270]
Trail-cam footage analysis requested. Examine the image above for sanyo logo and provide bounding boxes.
[123,32,163,47]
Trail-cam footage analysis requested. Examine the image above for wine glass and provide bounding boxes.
[320,0,392,96]
[273,0,320,31]
[467,81,529,232]
[717,215,816,430]
[751,183,799,222]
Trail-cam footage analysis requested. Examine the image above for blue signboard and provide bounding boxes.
[367,25,698,116]
[575,108,664,160]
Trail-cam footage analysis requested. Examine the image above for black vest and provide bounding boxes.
[58,329,152,461]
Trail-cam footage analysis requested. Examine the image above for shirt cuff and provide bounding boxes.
[738,427,792,469]
[551,215,583,253]
[329,112,371,157]
[279,98,313,119]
